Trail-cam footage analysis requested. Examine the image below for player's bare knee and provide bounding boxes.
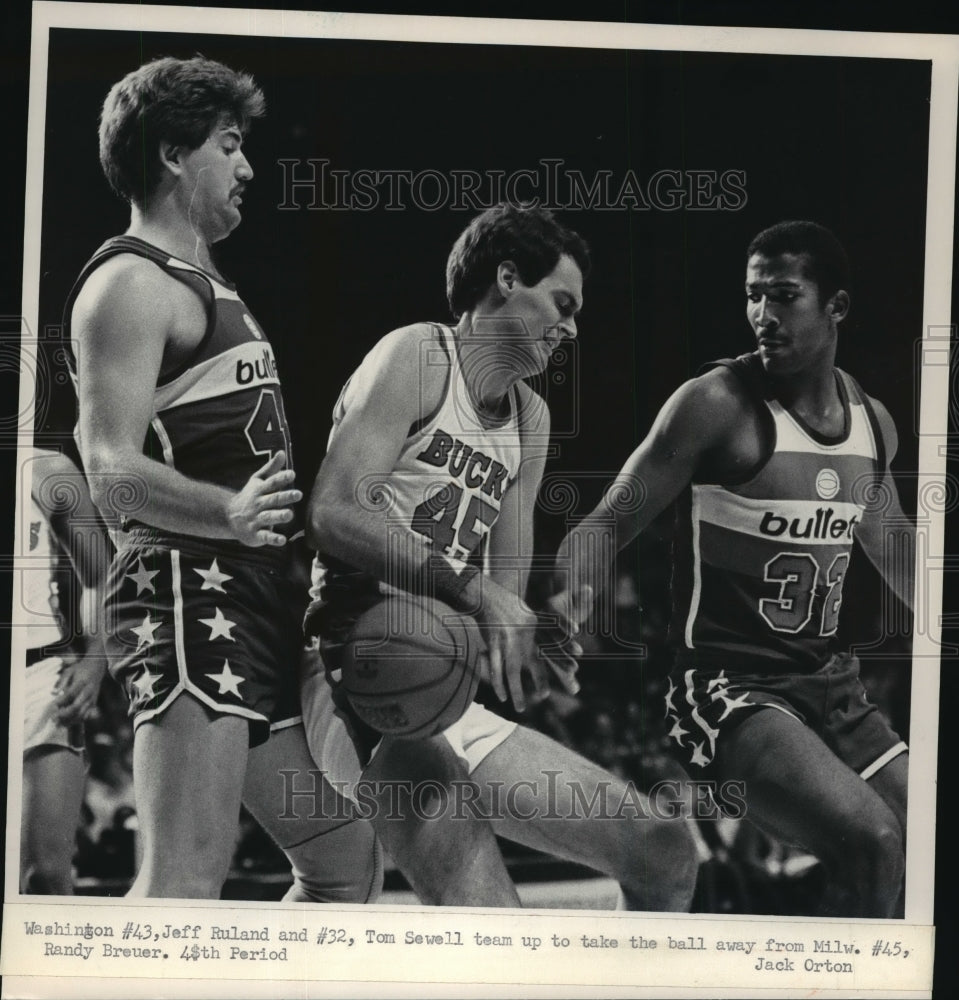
[642,818,699,898]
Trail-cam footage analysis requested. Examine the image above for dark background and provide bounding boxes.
[37,31,927,533]
[2,1,956,994]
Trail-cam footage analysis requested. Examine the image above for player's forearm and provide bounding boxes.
[310,498,432,586]
[84,448,239,540]
[553,520,615,610]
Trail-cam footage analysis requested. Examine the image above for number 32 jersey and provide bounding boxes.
[669,352,885,672]
[66,236,301,554]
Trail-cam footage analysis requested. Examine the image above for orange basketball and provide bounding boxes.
[340,594,484,739]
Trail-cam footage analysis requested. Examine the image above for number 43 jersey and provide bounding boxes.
[669,352,885,672]
[66,236,301,554]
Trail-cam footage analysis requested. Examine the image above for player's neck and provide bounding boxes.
[453,315,518,417]
[770,359,843,429]
[127,203,219,276]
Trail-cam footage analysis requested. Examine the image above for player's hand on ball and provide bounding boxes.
[227,450,302,547]
[474,580,549,713]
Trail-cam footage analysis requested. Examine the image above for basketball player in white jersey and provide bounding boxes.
[551,221,912,917]
[21,448,111,893]
[303,203,699,908]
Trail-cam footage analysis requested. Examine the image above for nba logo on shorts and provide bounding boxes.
[242,313,263,340]
[816,468,840,499]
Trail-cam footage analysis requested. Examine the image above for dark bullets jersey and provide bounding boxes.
[669,352,885,671]
[65,236,301,559]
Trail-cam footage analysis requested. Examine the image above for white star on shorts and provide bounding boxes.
[716,691,753,721]
[664,677,678,715]
[194,559,233,593]
[668,719,689,744]
[690,742,711,768]
[198,608,237,642]
[128,559,160,596]
[131,614,161,650]
[131,667,162,704]
[706,670,728,693]
[205,660,245,698]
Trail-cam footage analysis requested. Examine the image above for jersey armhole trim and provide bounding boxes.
[844,371,887,477]
[406,323,451,439]
[697,353,776,488]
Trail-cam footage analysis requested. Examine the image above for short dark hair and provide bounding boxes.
[746,220,850,302]
[446,204,590,319]
[99,56,265,206]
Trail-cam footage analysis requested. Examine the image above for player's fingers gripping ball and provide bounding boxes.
[341,595,484,739]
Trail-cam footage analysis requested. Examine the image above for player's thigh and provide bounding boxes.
[22,746,86,856]
[133,693,249,857]
[470,725,658,863]
[243,722,360,843]
[714,708,901,861]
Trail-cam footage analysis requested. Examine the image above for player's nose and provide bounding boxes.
[754,296,778,330]
[236,152,254,181]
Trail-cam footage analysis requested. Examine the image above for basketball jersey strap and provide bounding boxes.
[843,370,888,476]
[62,236,217,383]
[697,351,776,486]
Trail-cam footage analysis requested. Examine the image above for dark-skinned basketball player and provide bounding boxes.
[551,221,912,918]
[69,56,379,900]
[303,203,699,908]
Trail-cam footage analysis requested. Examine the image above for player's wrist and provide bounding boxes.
[409,554,482,615]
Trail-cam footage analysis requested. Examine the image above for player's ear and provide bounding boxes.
[826,289,850,324]
[496,260,518,298]
[158,140,184,178]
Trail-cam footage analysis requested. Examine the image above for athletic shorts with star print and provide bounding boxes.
[663,652,907,781]
[104,534,305,747]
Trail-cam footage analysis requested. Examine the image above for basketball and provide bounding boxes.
[340,595,484,739]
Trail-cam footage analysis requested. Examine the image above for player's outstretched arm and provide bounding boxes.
[854,398,916,612]
[73,258,300,546]
[550,371,742,632]
[482,384,579,709]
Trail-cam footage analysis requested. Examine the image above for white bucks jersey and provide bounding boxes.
[310,325,522,619]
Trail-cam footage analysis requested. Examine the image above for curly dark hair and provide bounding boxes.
[98,55,265,206]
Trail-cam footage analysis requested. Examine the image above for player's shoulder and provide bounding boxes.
[342,322,448,419]
[671,363,757,427]
[361,322,446,379]
[844,374,898,456]
[71,252,187,330]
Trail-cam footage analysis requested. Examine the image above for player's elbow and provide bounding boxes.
[82,444,142,518]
